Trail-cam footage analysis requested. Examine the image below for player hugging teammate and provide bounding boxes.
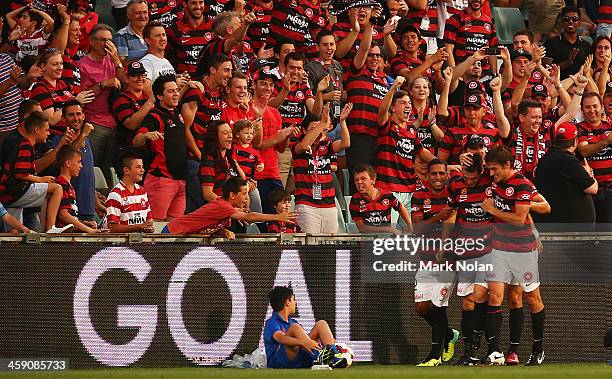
[413,144,551,367]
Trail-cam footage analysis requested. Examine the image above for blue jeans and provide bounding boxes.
[185,158,204,214]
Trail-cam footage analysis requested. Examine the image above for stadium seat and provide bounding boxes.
[335,198,347,233]
[246,223,260,234]
[493,7,526,45]
[109,167,120,188]
[346,222,359,233]
[341,168,350,196]
[344,195,352,222]
[93,167,107,190]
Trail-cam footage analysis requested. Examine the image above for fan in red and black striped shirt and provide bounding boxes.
[0,134,37,206]
[166,1,214,76]
[232,120,264,180]
[267,0,326,59]
[181,54,231,158]
[389,25,442,88]
[375,76,436,195]
[30,75,78,136]
[148,0,184,27]
[443,0,498,70]
[245,0,273,51]
[349,163,411,234]
[438,75,510,164]
[405,0,438,53]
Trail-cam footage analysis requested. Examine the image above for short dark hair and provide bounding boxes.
[463,152,483,173]
[354,163,377,180]
[513,29,534,43]
[152,74,176,98]
[316,29,336,45]
[581,91,602,108]
[24,111,49,133]
[143,21,164,39]
[18,99,40,122]
[202,53,232,77]
[485,145,514,166]
[518,99,542,116]
[62,99,83,113]
[273,37,295,55]
[55,144,81,167]
[119,151,143,172]
[561,6,580,17]
[227,71,248,88]
[300,113,320,130]
[222,176,248,199]
[268,286,294,312]
[428,158,447,171]
[391,90,409,106]
[268,188,291,208]
[284,52,307,68]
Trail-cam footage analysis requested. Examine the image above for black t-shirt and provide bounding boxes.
[544,35,591,79]
[533,147,596,226]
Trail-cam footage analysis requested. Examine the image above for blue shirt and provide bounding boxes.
[263,312,299,365]
[114,24,148,62]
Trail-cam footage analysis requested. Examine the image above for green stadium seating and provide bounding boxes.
[493,7,526,45]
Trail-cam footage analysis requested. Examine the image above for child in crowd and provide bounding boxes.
[55,145,104,233]
[350,164,412,234]
[267,188,302,234]
[233,119,264,212]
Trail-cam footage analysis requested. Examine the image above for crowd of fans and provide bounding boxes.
[0,0,611,236]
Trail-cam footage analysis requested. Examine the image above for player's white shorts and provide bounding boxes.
[485,249,540,292]
[414,266,457,307]
[456,256,489,297]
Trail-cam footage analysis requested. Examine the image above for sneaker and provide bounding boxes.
[416,357,441,367]
[46,224,73,234]
[525,351,545,366]
[441,329,460,362]
[484,351,505,366]
[505,351,520,366]
[454,354,479,366]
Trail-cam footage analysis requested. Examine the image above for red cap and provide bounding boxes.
[556,122,578,141]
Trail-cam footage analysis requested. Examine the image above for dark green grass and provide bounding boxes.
[0,363,609,379]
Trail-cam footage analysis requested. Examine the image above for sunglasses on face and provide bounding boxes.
[367,53,382,58]
[563,16,580,22]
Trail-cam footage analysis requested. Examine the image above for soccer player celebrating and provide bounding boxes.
[263,286,336,369]
[411,159,459,367]
[446,152,492,365]
[349,163,412,234]
[481,146,551,366]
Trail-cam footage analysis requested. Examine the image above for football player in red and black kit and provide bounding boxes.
[349,163,412,234]
[481,146,550,366]
[412,159,459,367]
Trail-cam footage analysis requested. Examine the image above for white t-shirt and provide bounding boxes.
[139,53,176,83]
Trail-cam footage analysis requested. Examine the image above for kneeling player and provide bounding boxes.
[263,286,336,368]
[412,159,460,366]
[481,146,550,366]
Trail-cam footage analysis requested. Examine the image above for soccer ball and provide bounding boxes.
[329,343,354,368]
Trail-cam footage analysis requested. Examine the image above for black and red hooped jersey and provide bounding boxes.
[349,189,401,227]
[267,0,327,58]
[181,82,222,151]
[29,77,75,135]
[439,106,502,164]
[328,21,385,81]
[267,220,302,233]
[598,3,612,24]
[138,106,187,180]
[272,81,313,129]
[577,120,612,186]
[389,52,435,83]
[443,10,498,64]
[346,65,389,137]
[233,143,261,180]
[56,175,78,227]
[166,16,214,75]
[200,152,239,196]
[504,124,551,181]
[405,0,438,39]
[0,136,35,205]
[376,120,424,193]
[411,186,452,259]
[111,90,148,148]
[291,138,336,208]
[489,172,538,252]
[449,173,493,258]
[148,0,184,27]
[245,2,272,51]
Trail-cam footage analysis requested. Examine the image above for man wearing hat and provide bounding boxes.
[329,0,397,80]
[534,122,597,227]
[438,75,510,164]
[111,61,155,166]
